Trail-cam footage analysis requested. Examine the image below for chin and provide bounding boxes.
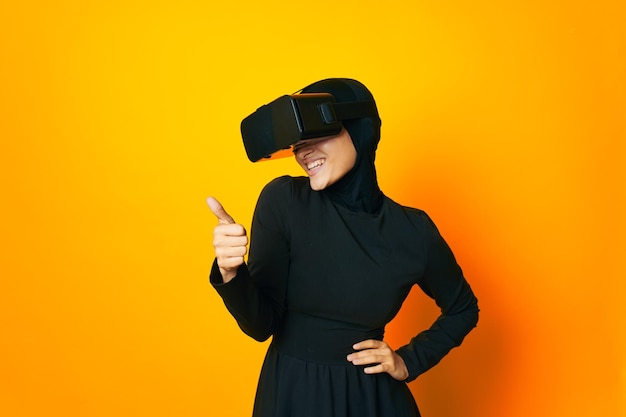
[309,179,329,191]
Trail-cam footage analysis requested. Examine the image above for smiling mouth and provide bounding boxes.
[307,159,325,171]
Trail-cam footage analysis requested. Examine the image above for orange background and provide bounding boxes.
[1,1,624,416]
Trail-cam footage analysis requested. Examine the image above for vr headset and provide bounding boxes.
[241,92,378,162]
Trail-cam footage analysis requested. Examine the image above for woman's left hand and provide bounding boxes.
[347,339,409,381]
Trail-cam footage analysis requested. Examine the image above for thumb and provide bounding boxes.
[206,196,235,225]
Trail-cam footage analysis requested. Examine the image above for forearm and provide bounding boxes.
[210,259,282,342]
[396,303,479,382]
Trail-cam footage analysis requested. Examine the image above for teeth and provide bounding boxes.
[307,159,324,170]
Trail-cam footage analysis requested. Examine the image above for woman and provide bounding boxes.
[208,78,479,417]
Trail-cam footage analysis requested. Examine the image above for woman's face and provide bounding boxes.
[293,128,357,191]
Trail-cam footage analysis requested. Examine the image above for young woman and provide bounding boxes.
[208,78,479,417]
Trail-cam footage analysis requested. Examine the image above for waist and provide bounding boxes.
[272,311,385,365]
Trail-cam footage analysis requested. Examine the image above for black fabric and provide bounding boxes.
[331,100,379,122]
[211,177,479,417]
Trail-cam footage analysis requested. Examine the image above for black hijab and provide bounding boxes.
[300,78,383,214]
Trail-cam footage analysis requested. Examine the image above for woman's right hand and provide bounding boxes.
[206,197,248,283]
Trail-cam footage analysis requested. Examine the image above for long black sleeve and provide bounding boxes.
[210,177,292,342]
[396,214,479,382]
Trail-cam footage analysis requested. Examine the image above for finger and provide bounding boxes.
[353,339,385,350]
[363,364,386,375]
[214,223,247,238]
[206,196,235,225]
[347,352,385,366]
[216,256,245,270]
[213,234,248,248]
[214,245,248,258]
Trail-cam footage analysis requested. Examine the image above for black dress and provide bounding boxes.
[211,176,479,417]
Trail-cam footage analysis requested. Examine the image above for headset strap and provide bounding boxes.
[319,100,378,124]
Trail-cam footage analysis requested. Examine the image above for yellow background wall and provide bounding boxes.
[1,1,624,416]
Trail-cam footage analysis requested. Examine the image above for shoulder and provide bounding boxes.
[384,196,428,222]
[259,175,308,200]
[256,175,311,214]
[253,176,310,234]
[383,197,442,236]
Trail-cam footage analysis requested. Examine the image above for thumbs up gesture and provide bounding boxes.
[207,197,248,283]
